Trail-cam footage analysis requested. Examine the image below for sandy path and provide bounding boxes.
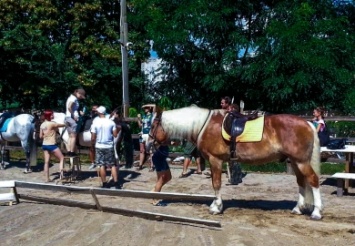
[1,162,355,246]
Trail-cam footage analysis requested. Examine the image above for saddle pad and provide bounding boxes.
[222,116,264,142]
[0,118,12,133]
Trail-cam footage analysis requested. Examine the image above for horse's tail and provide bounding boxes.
[304,122,321,206]
[308,122,321,176]
[29,122,37,167]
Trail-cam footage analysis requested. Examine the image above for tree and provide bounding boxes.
[131,0,355,113]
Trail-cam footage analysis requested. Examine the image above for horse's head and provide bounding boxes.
[147,108,168,148]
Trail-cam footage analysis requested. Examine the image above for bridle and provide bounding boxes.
[148,115,165,145]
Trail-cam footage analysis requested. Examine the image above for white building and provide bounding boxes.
[141,50,163,84]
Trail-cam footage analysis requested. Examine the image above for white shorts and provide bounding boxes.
[140,134,149,143]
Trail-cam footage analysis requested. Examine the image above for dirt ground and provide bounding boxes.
[1,159,355,246]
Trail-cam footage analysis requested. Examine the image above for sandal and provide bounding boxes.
[179,172,189,178]
[204,171,211,176]
[193,170,202,175]
[136,166,143,171]
[149,167,155,172]
[152,200,167,207]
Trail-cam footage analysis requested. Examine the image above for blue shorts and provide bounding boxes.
[42,145,59,152]
[152,146,170,172]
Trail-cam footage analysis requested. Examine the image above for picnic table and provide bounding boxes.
[321,145,355,196]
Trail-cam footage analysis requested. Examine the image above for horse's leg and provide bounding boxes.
[208,157,224,214]
[290,162,306,215]
[291,161,322,220]
[0,144,5,169]
[22,141,32,172]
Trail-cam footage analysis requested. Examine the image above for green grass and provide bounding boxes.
[7,149,346,175]
[220,161,345,175]
[7,149,91,165]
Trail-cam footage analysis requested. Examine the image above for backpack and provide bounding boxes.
[326,138,347,150]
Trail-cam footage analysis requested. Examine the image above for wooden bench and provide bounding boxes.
[330,173,355,196]
[0,180,19,205]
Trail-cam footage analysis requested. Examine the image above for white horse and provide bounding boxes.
[0,113,37,172]
[53,112,121,160]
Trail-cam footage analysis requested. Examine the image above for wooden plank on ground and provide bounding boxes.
[18,194,221,228]
[15,181,215,201]
[0,180,15,188]
[0,193,16,202]
[0,180,17,205]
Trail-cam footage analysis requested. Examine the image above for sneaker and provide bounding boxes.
[23,168,32,174]
[89,163,96,170]
[110,185,122,190]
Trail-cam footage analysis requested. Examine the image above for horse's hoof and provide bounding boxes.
[209,208,221,215]
[310,214,322,220]
[310,209,322,220]
[209,204,223,215]
[291,206,302,215]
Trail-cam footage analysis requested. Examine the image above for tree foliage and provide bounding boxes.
[0,0,354,115]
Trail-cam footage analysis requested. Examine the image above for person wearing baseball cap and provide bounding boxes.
[91,106,121,189]
[64,88,86,156]
[136,103,156,171]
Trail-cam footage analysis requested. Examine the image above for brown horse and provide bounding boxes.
[148,105,323,220]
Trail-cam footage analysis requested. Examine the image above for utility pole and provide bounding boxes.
[120,0,129,118]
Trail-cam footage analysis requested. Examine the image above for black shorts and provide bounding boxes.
[152,146,170,172]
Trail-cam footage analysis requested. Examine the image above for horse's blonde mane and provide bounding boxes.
[161,106,211,140]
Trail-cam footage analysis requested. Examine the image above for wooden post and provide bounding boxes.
[286,161,295,175]
[90,189,102,211]
[336,178,344,197]
[120,0,129,118]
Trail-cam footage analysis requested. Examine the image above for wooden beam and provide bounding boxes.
[15,181,215,202]
[18,194,221,228]
[301,116,355,121]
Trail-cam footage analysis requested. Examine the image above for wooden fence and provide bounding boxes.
[1,180,221,228]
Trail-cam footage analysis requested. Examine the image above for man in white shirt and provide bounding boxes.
[91,106,120,189]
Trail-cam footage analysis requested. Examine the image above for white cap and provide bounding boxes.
[96,106,106,114]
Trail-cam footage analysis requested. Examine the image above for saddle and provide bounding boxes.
[222,111,262,158]
[0,112,14,132]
